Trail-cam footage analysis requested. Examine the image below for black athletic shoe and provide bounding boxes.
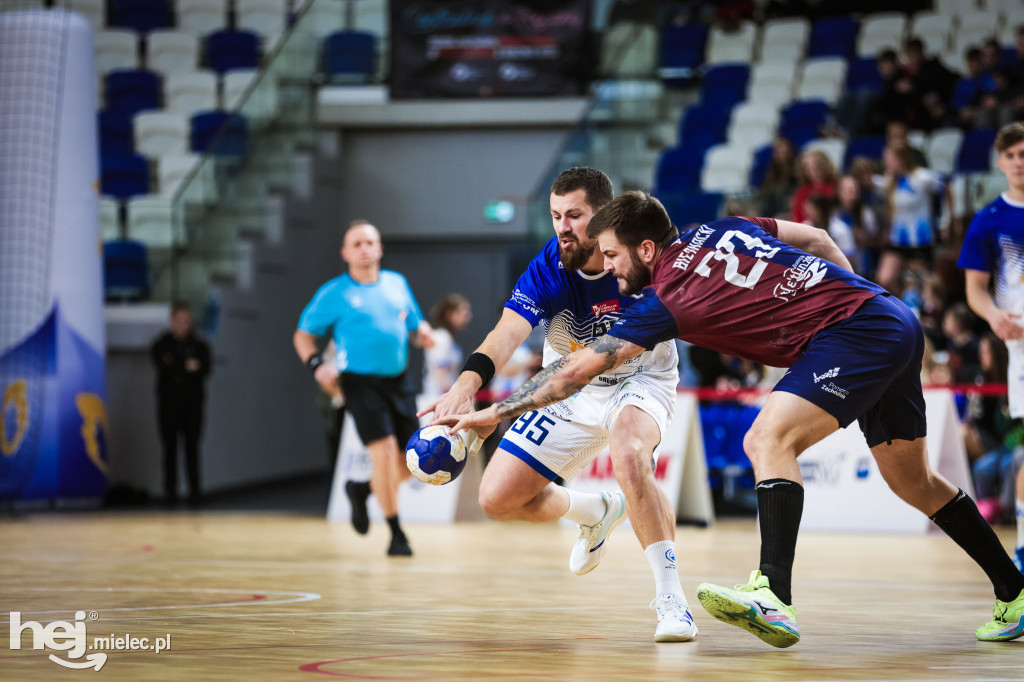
[387,535,413,557]
[345,480,370,535]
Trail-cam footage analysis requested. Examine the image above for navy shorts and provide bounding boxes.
[340,372,420,448]
[772,294,927,448]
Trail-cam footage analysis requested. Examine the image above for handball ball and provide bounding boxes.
[405,425,468,485]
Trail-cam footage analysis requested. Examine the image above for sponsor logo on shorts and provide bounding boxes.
[820,382,849,399]
[813,367,840,383]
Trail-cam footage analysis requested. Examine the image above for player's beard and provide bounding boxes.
[616,250,651,296]
[559,238,595,272]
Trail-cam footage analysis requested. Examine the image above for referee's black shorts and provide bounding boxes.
[339,372,420,448]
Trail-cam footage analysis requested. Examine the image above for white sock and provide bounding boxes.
[645,540,685,599]
[1017,499,1024,550]
[562,488,607,526]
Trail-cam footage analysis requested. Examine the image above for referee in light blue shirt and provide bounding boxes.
[294,220,434,557]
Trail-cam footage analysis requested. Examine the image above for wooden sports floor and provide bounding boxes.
[1,512,1021,681]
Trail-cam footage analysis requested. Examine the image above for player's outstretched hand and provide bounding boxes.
[447,405,502,439]
[418,385,475,422]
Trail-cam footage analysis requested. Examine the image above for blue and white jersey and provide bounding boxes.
[298,270,425,377]
[958,193,1024,317]
[504,238,678,386]
[874,168,945,247]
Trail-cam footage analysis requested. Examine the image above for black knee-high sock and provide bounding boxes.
[386,514,405,541]
[930,489,1024,603]
[757,478,804,606]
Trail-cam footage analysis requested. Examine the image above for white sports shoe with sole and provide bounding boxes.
[569,491,627,575]
[651,593,698,642]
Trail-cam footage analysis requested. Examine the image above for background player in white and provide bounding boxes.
[959,122,1024,572]
[420,167,696,642]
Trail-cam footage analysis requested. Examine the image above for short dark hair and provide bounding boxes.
[996,122,1024,153]
[586,191,679,251]
[170,300,191,315]
[550,167,614,211]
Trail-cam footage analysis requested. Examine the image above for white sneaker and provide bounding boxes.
[569,491,627,575]
[650,593,698,642]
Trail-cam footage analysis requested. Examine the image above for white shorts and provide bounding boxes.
[497,370,677,482]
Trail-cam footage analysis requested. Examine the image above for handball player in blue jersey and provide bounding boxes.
[959,122,1024,574]
[452,191,1024,647]
[421,168,698,643]
[294,220,434,557]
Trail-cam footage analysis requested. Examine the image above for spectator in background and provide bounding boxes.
[790,148,837,224]
[982,38,1005,79]
[1007,25,1024,90]
[834,174,881,278]
[422,293,473,402]
[957,47,999,130]
[965,334,1016,524]
[919,273,948,350]
[757,136,799,218]
[886,120,928,169]
[150,300,211,507]
[943,302,981,383]
[848,156,888,227]
[874,143,949,293]
[875,48,913,132]
[293,220,435,557]
[902,37,957,131]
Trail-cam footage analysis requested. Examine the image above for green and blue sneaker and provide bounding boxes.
[976,588,1024,641]
[697,570,800,648]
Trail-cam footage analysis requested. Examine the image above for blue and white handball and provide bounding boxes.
[405,425,468,485]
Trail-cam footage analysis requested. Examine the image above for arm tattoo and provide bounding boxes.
[494,335,633,420]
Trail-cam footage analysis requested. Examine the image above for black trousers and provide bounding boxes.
[157,396,203,500]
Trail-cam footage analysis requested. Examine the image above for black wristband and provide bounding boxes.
[461,352,495,387]
[306,354,324,373]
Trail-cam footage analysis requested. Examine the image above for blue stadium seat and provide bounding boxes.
[844,135,885,169]
[808,17,858,59]
[110,0,172,32]
[322,31,376,81]
[98,110,135,156]
[100,154,150,199]
[190,110,249,156]
[679,104,731,142]
[103,239,149,301]
[104,69,161,116]
[845,57,883,93]
[957,127,998,173]
[749,144,774,187]
[779,99,829,147]
[659,24,707,83]
[660,191,723,226]
[206,29,261,73]
[655,146,702,196]
[700,63,749,108]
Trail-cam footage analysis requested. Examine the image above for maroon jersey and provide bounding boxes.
[607,217,886,367]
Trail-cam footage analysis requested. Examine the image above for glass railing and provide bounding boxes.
[162,0,329,308]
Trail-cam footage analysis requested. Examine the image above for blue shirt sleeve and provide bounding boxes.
[297,280,339,336]
[504,245,558,327]
[399,274,425,332]
[958,209,994,273]
[606,290,678,350]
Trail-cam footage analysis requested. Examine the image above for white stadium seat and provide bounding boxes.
[176,0,228,37]
[126,196,176,248]
[133,111,190,158]
[147,31,199,74]
[857,13,906,56]
[927,127,964,175]
[707,22,757,65]
[94,29,139,75]
[163,71,218,116]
